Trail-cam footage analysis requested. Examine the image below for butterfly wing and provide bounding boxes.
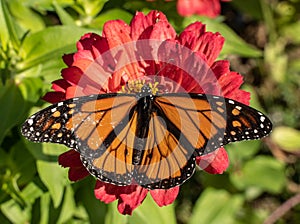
[154,93,272,156]
[22,94,138,185]
[134,93,272,189]
[134,109,197,189]
[22,92,272,189]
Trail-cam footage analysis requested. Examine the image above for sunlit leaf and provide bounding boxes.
[40,193,51,223]
[57,185,76,223]
[105,201,127,224]
[271,126,300,152]
[129,195,176,224]
[7,0,45,32]
[230,156,286,194]
[188,188,244,224]
[0,182,43,223]
[0,0,20,50]
[18,26,93,70]
[77,0,108,17]
[36,144,68,208]
[53,1,76,26]
[17,77,43,103]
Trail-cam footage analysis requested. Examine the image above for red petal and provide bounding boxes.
[117,185,148,215]
[68,166,90,181]
[58,150,89,181]
[218,71,250,105]
[103,20,131,48]
[212,60,230,79]
[63,53,74,67]
[51,79,71,93]
[94,181,118,203]
[179,22,206,47]
[58,150,82,167]
[94,182,148,215]
[191,32,224,66]
[130,11,169,40]
[42,92,66,104]
[196,147,229,174]
[177,0,222,18]
[150,186,179,207]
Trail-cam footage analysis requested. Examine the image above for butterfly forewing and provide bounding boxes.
[21,94,137,155]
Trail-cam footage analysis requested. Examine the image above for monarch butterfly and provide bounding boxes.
[21,83,272,189]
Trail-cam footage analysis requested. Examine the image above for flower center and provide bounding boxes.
[119,80,159,95]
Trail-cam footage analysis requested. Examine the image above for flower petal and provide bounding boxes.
[130,11,169,40]
[150,186,179,207]
[42,91,66,104]
[117,185,148,215]
[58,150,82,167]
[103,20,132,48]
[58,150,89,181]
[94,181,118,203]
[177,0,223,18]
[94,182,148,215]
[196,147,229,174]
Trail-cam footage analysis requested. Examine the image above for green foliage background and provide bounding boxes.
[0,0,300,223]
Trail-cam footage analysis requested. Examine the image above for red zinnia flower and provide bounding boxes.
[44,10,249,215]
[177,0,231,18]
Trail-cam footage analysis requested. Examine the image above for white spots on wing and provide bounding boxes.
[27,119,34,126]
[228,99,235,104]
[235,105,242,110]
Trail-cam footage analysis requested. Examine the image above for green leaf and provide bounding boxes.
[281,21,300,44]
[0,81,26,144]
[188,188,244,224]
[57,185,76,223]
[0,198,31,223]
[17,77,43,103]
[10,141,36,186]
[18,26,93,71]
[0,0,20,50]
[230,156,286,194]
[264,41,288,83]
[105,201,128,224]
[75,177,106,224]
[129,195,176,224]
[36,145,68,208]
[77,0,108,17]
[7,0,45,33]
[271,126,300,152]
[40,193,51,224]
[91,9,133,29]
[53,1,76,26]
[0,182,43,224]
[183,17,262,58]
[21,182,44,205]
[227,140,261,163]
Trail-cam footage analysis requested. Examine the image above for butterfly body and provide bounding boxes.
[22,88,272,189]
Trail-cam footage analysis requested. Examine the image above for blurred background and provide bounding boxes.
[0,0,300,223]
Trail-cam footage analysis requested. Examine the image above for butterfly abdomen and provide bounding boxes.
[132,95,155,164]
